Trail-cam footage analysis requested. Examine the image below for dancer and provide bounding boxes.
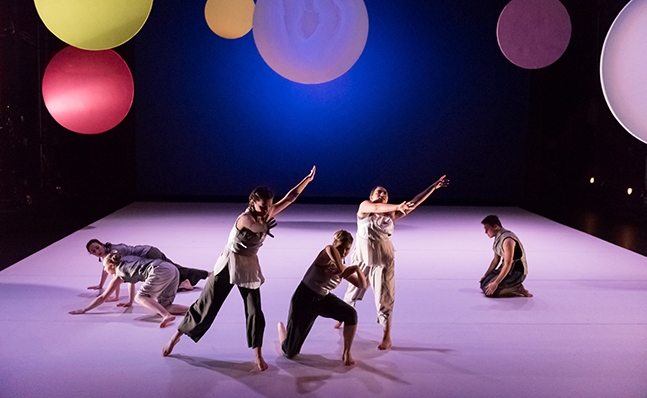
[163,166,316,371]
[480,215,532,298]
[278,230,367,366]
[86,239,210,293]
[339,175,449,350]
[69,252,189,328]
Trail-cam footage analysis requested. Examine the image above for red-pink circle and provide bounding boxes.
[42,46,134,134]
[497,0,571,69]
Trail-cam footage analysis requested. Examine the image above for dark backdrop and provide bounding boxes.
[134,0,530,203]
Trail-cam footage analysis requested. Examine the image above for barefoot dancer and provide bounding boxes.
[480,215,532,298]
[163,167,316,371]
[86,240,210,293]
[339,175,449,350]
[278,230,367,366]
[69,252,189,328]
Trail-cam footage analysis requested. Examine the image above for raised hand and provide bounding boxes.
[434,175,450,189]
[396,201,412,214]
[306,166,316,181]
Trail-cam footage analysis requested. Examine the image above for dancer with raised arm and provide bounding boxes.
[278,230,367,366]
[480,215,532,298]
[86,240,210,293]
[163,167,316,371]
[339,175,449,350]
[69,252,189,328]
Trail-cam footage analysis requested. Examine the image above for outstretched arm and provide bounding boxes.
[397,175,449,219]
[70,277,123,314]
[484,239,514,296]
[270,166,316,218]
[357,200,409,218]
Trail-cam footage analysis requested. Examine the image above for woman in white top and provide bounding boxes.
[163,167,316,371]
[340,175,449,350]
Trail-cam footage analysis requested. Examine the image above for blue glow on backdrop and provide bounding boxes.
[135,0,529,202]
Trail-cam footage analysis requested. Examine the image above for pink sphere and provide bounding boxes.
[497,0,571,69]
[42,47,134,134]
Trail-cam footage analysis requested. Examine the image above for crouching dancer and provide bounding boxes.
[279,230,367,366]
[69,252,189,327]
[480,215,532,298]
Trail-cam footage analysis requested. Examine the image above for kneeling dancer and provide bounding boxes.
[279,230,367,366]
[480,214,532,298]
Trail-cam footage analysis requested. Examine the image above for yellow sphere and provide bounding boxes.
[204,0,255,39]
[34,0,153,50]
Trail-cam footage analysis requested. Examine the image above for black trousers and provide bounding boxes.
[147,247,209,286]
[282,282,357,358]
[480,260,526,296]
[178,265,265,348]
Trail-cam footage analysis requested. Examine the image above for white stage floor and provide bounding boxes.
[1,203,646,398]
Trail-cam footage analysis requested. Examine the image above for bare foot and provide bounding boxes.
[277,322,287,344]
[518,284,533,298]
[334,321,342,329]
[160,315,176,328]
[254,355,268,371]
[178,280,193,291]
[342,351,355,366]
[105,297,119,302]
[378,338,392,350]
[162,331,182,357]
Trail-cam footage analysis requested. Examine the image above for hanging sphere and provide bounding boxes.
[253,0,369,84]
[34,0,153,50]
[204,0,255,39]
[42,47,134,135]
[497,0,571,69]
[601,0,647,145]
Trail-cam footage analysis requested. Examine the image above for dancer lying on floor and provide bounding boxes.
[69,252,189,328]
[278,230,367,366]
[163,166,316,371]
[480,214,532,298]
[86,239,210,298]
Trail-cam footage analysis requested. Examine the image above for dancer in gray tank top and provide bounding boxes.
[69,253,189,328]
[163,167,316,371]
[85,240,210,299]
[480,215,532,297]
[278,230,367,366]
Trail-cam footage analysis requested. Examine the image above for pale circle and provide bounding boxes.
[600,0,647,145]
[253,0,369,84]
[497,0,571,69]
[42,47,134,135]
[34,0,153,50]
[205,0,255,39]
